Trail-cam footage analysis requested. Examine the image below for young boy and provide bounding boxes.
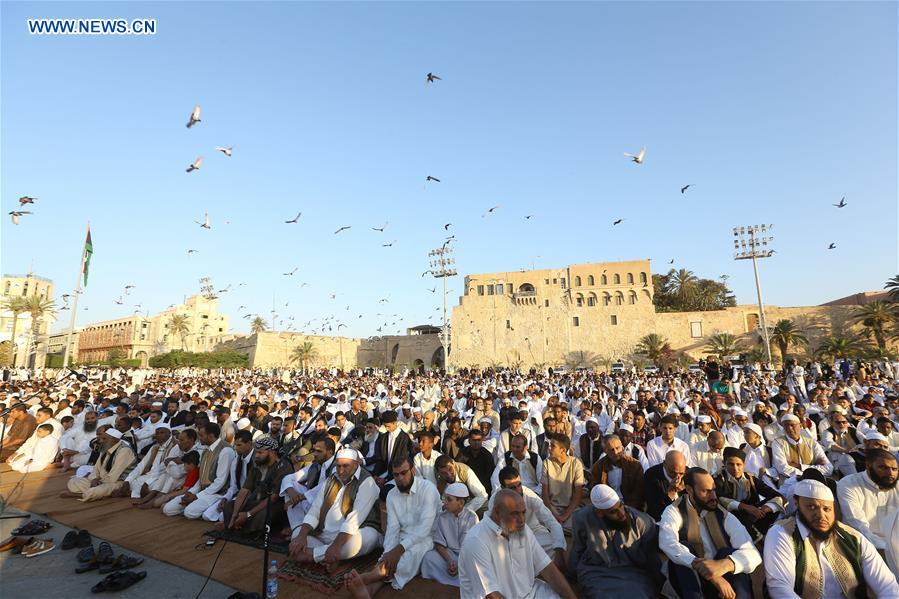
[419,482,478,587]
[8,424,58,473]
[149,451,200,509]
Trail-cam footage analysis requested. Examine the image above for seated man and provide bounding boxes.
[222,436,293,536]
[569,484,663,599]
[7,423,58,473]
[435,454,488,514]
[836,448,899,561]
[459,488,577,599]
[646,415,693,467]
[714,446,784,538]
[644,449,687,521]
[203,429,255,522]
[163,422,236,519]
[490,466,566,565]
[693,430,726,476]
[589,434,644,510]
[541,433,585,530]
[353,454,440,595]
[457,428,495,496]
[420,482,479,587]
[412,430,442,487]
[55,409,97,470]
[62,426,136,502]
[772,413,833,485]
[764,478,899,599]
[290,448,383,573]
[119,423,176,503]
[282,435,336,533]
[491,433,542,495]
[659,467,761,599]
[135,428,196,508]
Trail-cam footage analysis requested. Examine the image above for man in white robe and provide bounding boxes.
[121,424,176,501]
[836,448,899,562]
[8,424,58,473]
[282,436,336,533]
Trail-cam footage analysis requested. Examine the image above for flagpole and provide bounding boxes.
[62,223,88,369]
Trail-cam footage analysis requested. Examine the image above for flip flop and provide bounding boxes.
[91,572,124,593]
[93,570,147,593]
[76,558,100,574]
[99,554,144,574]
[11,520,51,536]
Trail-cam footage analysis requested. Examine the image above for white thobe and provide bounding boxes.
[382,478,440,589]
[487,486,566,556]
[771,437,833,480]
[9,434,59,473]
[645,436,693,467]
[836,471,899,551]
[659,502,761,574]
[413,450,442,486]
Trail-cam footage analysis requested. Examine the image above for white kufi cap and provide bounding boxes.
[590,484,620,510]
[793,479,834,502]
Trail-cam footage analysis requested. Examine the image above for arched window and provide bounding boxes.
[587,293,597,307]
[629,291,637,305]
[640,272,648,284]
[627,273,634,285]
[587,275,595,286]
[615,291,624,305]
[575,293,584,307]
[600,274,607,285]
[603,293,611,306]
[518,283,536,294]
[613,274,621,285]
[575,276,582,287]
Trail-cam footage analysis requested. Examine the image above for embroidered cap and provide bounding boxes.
[105,428,123,440]
[335,448,360,461]
[444,482,469,498]
[590,484,619,510]
[236,417,252,430]
[254,436,279,451]
[780,414,800,424]
[793,479,833,502]
[696,415,712,424]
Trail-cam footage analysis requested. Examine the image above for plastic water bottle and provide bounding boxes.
[266,560,279,598]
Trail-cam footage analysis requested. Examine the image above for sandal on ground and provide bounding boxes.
[77,545,96,563]
[98,554,144,574]
[11,520,51,536]
[96,541,114,564]
[91,570,147,593]
[76,558,100,574]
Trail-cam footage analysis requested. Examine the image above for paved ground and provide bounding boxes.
[0,511,240,598]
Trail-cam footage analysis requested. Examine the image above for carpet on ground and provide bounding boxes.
[204,529,290,554]
[278,551,381,595]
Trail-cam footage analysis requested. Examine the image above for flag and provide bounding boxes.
[82,228,93,287]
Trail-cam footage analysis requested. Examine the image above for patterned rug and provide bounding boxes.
[203,529,291,554]
[277,552,381,595]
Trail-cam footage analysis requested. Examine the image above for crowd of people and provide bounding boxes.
[1,357,898,598]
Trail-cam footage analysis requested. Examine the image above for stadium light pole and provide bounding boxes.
[733,224,775,366]
[429,244,457,369]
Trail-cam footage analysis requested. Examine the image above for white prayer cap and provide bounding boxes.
[619,424,634,433]
[105,428,123,440]
[412,406,422,413]
[781,414,800,424]
[151,401,163,407]
[793,479,834,502]
[827,405,846,414]
[696,415,712,424]
[731,408,747,417]
[236,417,251,430]
[743,423,763,437]
[154,422,171,431]
[667,406,681,415]
[586,416,599,426]
[444,482,469,498]
[389,397,401,405]
[335,448,361,461]
[590,484,619,510]
[401,404,411,410]
[865,431,889,443]
[479,417,493,425]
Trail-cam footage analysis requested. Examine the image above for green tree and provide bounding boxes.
[1,296,28,365]
[703,333,743,362]
[885,275,899,302]
[815,336,865,361]
[290,341,318,372]
[652,269,735,312]
[250,316,268,335]
[22,295,56,366]
[670,268,698,306]
[564,350,602,370]
[634,333,672,367]
[768,319,809,364]
[166,314,191,350]
[850,301,899,350]
[107,347,125,367]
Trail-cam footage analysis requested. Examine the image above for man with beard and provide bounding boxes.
[693,430,727,476]
[714,447,784,538]
[282,435,336,532]
[490,433,539,495]
[222,436,292,535]
[459,488,577,599]
[568,484,662,599]
[590,434,644,509]
[435,454,489,514]
[119,423,176,503]
[576,418,604,473]
[659,467,760,599]
[836,448,899,560]
[820,410,860,477]
[764,478,899,599]
[62,427,136,502]
[56,409,98,470]
[772,413,833,484]
[353,454,439,595]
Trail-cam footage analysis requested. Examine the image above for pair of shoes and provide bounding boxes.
[98,554,144,574]
[22,538,55,557]
[96,541,114,564]
[91,570,147,593]
[2,536,34,554]
[11,519,51,536]
[77,544,96,563]
[61,529,92,550]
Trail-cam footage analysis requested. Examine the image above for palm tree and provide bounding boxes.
[703,333,743,362]
[564,350,602,370]
[885,275,899,302]
[816,336,864,361]
[250,316,268,335]
[1,296,28,365]
[768,319,809,364]
[166,314,191,350]
[634,333,671,367]
[21,295,56,366]
[864,346,898,361]
[669,269,698,306]
[290,341,318,372]
[743,347,766,366]
[850,301,899,350]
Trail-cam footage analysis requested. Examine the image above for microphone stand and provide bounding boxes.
[259,396,335,598]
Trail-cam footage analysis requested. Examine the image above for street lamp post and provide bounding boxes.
[429,245,457,370]
[733,224,775,366]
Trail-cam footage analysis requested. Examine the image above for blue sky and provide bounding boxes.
[2,1,896,337]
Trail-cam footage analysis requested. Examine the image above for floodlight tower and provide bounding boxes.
[429,244,457,367]
[733,224,775,366]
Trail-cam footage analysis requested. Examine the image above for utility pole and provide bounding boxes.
[429,244,457,370]
[733,224,775,366]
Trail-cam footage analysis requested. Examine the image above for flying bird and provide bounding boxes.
[285,212,302,224]
[426,176,441,183]
[371,222,388,232]
[422,270,433,277]
[334,226,351,234]
[681,184,692,194]
[114,297,123,305]
[379,298,389,304]
[834,197,847,208]
[283,268,298,276]
[382,241,396,247]
[426,72,441,83]
[195,213,211,229]
[525,215,534,220]
[186,157,203,172]
[612,219,624,225]
[444,223,452,230]
[624,146,646,164]
[238,305,247,310]
[215,146,233,157]
[828,243,836,250]
[428,287,436,293]
[187,249,198,255]
[482,205,500,218]
[186,104,201,128]
[668,259,674,264]
[9,211,31,225]
[338,324,347,330]
[18,196,36,206]
[124,285,135,292]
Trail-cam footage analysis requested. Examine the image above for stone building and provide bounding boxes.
[0,272,56,367]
